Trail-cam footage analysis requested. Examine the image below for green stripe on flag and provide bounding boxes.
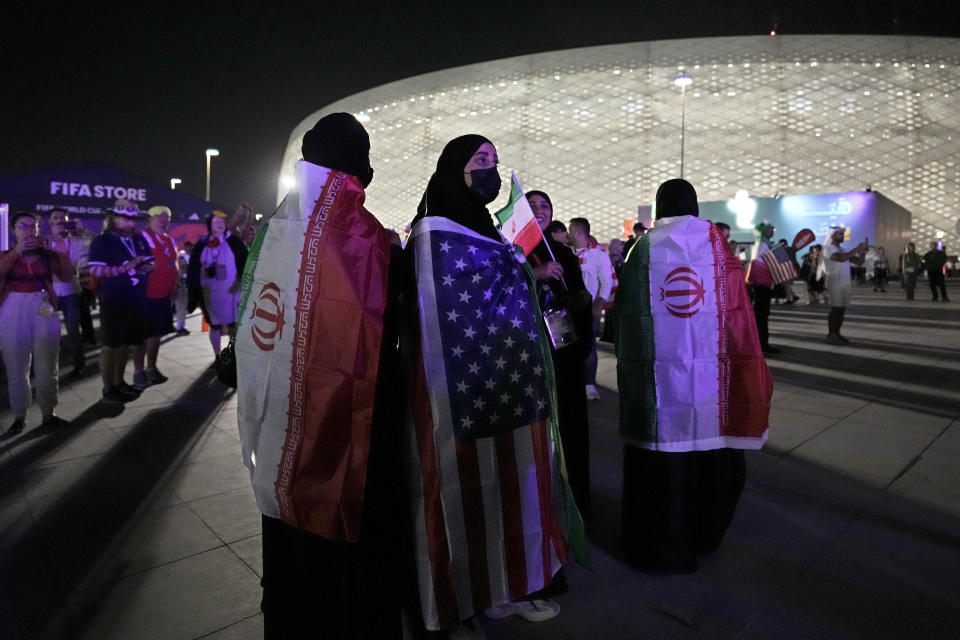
[237,196,283,332]
[616,234,659,446]
[494,177,523,227]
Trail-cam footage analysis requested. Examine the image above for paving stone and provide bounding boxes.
[65,547,261,640]
[188,485,261,543]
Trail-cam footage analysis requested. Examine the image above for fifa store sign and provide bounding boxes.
[49,181,147,201]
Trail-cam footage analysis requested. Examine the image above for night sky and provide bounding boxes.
[4,1,959,214]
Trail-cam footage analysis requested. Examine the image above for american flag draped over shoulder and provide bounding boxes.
[406,216,585,630]
[424,219,548,439]
[761,243,799,285]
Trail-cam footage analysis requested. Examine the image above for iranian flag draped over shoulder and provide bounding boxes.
[616,216,772,451]
[406,216,587,630]
[235,159,391,542]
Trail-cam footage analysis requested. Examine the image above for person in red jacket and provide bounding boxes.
[132,205,180,388]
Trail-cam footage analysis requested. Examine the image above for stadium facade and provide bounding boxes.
[280,35,960,248]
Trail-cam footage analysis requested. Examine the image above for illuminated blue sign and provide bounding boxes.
[702,190,877,246]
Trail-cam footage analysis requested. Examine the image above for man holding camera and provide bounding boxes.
[87,199,154,403]
[47,207,89,377]
[132,206,179,389]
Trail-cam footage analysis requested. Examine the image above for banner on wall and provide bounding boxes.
[0,162,229,247]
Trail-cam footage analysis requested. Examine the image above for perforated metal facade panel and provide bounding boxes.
[280,35,960,248]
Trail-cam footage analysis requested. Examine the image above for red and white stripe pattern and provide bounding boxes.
[407,219,568,630]
[760,243,799,285]
[605,268,618,310]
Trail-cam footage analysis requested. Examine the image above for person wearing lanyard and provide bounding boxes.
[87,199,154,403]
[0,212,74,434]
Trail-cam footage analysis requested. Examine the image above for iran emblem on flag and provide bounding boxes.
[494,171,544,257]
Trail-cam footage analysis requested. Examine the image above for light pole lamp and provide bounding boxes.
[170,177,182,190]
[205,148,220,201]
[673,74,693,179]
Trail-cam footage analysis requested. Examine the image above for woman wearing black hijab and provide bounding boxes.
[406,136,576,635]
[411,134,502,239]
[525,190,593,521]
[256,113,414,640]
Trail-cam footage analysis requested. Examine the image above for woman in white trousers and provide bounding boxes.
[0,212,73,435]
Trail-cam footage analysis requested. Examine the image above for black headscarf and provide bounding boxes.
[412,134,500,241]
[655,178,699,219]
[525,190,553,213]
[301,113,374,187]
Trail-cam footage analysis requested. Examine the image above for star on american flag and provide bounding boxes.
[427,228,549,440]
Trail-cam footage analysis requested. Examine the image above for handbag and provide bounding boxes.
[216,330,238,388]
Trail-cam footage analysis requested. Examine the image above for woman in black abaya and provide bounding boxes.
[525,190,593,521]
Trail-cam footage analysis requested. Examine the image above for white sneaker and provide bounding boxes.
[484,598,560,622]
[585,384,600,400]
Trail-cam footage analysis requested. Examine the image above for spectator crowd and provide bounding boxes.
[0,112,953,640]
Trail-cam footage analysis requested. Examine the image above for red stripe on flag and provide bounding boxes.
[277,170,340,524]
[513,219,544,257]
[530,420,565,584]
[412,355,461,628]
[494,432,527,599]
[709,225,732,434]
[760,250,798,284]
[716,229,772,439]
[455,438,492,610]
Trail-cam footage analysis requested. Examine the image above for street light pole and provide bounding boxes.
[673,74,693,179]
[205,149,219,201]
[170,178,182,190]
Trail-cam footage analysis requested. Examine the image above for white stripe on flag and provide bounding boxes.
[413,220,474,616]
[477,436,507,604]
[236,161,332,520]
[515,428,545,593]
[648,217,722,447]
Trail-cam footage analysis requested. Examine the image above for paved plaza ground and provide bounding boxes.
[1,280,958,639]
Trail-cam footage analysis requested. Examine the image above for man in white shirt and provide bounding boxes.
[568,217,614,400]
[47,208,88,377]
[823,226,867,344]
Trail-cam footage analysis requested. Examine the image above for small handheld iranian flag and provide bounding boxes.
[493,171,544,256]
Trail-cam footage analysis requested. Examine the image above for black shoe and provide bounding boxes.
[117,381,141,396]
[7,417,26,435]
[102,388,125,404]
[103,386,137,404]
[42,415,70,428]
[176,328,190,336]
[146,368,168,384]
[761,344,781,354]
